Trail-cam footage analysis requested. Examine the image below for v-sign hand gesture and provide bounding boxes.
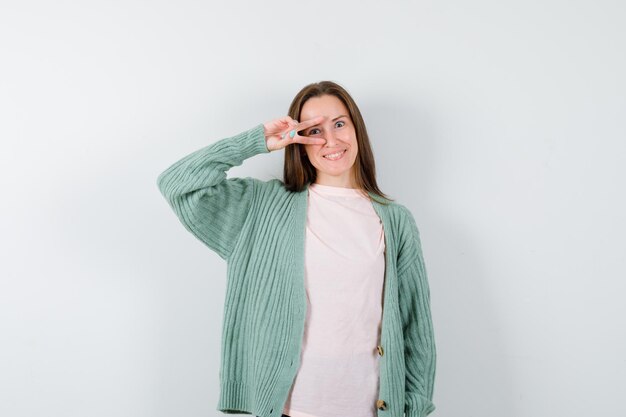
[263,115,327,152]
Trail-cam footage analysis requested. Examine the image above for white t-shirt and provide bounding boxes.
[283,182,386,417]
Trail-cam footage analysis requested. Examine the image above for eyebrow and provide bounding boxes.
[310,114,348,127]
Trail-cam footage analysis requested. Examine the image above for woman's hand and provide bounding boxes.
[263,116,327,152]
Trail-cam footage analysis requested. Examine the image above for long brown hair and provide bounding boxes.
[282,81,394,205]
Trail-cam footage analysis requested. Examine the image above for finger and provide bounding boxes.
[294,115,325,133]
[293,134,326,146]
[280,116,324,141]
[278,117,302,140]
[279,117,299,132]
[279,116,298,131]
[281,127,299,140]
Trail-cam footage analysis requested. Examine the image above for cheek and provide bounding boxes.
[349,139,358,154]
[304,144,323,158]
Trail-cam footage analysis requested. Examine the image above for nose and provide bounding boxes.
[323,126,338,145]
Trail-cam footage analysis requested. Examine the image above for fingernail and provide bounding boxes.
[289,129,296,138]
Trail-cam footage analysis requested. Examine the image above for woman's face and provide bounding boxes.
[300,95,358,186]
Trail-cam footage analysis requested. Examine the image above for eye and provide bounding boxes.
[308,120,346,135]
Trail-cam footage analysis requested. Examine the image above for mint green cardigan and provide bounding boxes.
[157,123,436,417]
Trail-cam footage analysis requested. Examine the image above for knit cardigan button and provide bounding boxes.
[377,345,384,356]
[376,399,387,410]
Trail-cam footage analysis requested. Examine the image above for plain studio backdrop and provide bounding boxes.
[1,1,624,416]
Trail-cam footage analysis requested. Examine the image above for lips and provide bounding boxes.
[323,149,347,160]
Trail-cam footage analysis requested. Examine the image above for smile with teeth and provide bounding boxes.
[323,149,346,161]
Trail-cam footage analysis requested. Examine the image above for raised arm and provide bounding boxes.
[156,123,269,260]
[156,116,328,260]
[396,207,437,417]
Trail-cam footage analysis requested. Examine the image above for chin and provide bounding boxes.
[319,166,354,177]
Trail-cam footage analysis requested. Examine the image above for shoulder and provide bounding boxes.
[372,198,421,244]
[241,177,283,190]
[255,178,289,194]
[388,201,425,271]
[248,178,300,205]
[383,201,420,234]
[367,194,428,276]
[396,203,419,230]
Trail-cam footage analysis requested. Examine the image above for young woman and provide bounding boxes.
[157,81,436,417]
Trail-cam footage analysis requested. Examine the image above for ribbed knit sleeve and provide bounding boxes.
[156,123,270,260]
[397,207,437,417]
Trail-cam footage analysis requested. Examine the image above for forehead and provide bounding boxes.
[300,95,349,120]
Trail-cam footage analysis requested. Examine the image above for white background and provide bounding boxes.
[1,1,624,416]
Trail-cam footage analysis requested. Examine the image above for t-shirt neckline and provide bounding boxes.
[309,182,364,197]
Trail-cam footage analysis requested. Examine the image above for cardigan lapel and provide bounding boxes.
[368,192,395,319]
